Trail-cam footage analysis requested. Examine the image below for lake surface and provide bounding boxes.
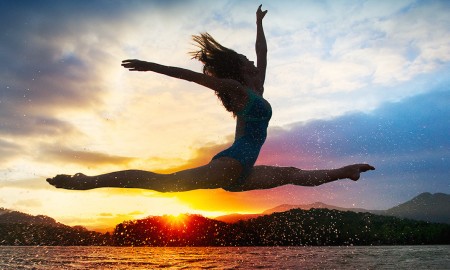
[1,246,449,269]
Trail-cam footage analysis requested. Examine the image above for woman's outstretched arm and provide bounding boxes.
[121,59,235,91]
[255,5,268,86]
[121,59,248,112]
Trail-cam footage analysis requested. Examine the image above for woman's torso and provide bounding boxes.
[234,89,272,144]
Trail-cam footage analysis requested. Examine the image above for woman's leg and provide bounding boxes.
[47,161,374,192]
[46,157,243,192]
[233,164,375,191]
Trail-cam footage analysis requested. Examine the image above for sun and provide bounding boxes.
[165,214,188,229]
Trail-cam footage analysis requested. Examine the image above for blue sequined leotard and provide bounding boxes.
[212,88,272,191]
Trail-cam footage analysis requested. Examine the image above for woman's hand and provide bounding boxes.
[121,59,149,71]
[256,4,267,22]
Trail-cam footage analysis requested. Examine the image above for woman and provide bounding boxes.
[47,5,374,192]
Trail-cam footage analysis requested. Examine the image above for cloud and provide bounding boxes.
[13,198,43,209]
[152,140,231,173]
[0,107,79,138]
[258,87,450,180]
[67,210,146,230]
[0,2,114,146]
[0,0,238,163]
[251,86,449,209]
[2,1,448,143]
[38,144,136,167]
[265,0,450,125]
[0,178,49,190]
[0,139,22,164]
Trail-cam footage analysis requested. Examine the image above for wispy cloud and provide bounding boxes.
[265,0,450,124]
[257,86,450,207]
[38,145,136,167]
[260,86,450,165]
[0,139,22,164]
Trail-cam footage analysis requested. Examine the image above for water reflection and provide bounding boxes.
[1,246,449,269]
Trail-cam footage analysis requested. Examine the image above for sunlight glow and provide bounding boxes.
[165,214,189,229]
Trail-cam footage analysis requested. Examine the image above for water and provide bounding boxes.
[0,246,449,269]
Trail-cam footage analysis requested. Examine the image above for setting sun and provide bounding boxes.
[165,214,189,229]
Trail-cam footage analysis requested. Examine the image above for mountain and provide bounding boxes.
[215,202,382,223]
[214,202,371,223]
[262,202,373,215]
[0,208,112,245]
[384,192,450,224]
[214,193,449,224]
[0,207,60,226]
[213,213,262,223]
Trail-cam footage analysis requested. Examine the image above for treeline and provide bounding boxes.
[2,208,449,246]
[113,209,450,246]
[0,223,112,246]
[0,208,112,246]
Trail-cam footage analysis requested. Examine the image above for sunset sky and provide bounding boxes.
[1,0,449,231]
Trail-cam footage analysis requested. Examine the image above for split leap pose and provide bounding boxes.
[47,5,374,192]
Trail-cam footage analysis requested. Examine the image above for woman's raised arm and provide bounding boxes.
[255,5,268,85]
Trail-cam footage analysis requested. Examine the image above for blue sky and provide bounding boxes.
[0,0,449,229]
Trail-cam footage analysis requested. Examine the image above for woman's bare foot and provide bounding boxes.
[46,173,97,190]
[341,164,375,181]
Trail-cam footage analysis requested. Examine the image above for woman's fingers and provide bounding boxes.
[121,59,141,70]
[121,60,147,71]
[121,59,139,66]
[256,4,267,19]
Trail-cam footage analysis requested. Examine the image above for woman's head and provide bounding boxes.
[191,33,246,84]
[191,33,256,114]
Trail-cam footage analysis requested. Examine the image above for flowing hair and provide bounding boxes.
[191,33,244,114]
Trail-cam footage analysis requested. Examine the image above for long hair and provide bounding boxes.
[191,33,244,114]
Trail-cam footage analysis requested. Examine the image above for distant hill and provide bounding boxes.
[214,202,370,223]
[383,192,450,224]
[213,213,262,223]
[214,202,382,223]
[214,193,450,224]
[0,207,60,226]
[0,208,111,246]
[262,202,373,215]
